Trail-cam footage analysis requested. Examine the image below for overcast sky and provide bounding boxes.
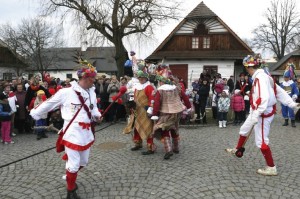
[0,0,287,59]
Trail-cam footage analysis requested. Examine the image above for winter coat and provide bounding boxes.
[0,101,11,121]
[218,97,230,112]
[230,94,245,112]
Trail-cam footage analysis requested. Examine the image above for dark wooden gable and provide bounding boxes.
[0,41,27,68]
[147,1,252,61]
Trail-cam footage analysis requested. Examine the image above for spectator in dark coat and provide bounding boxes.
[195,78,210,124]
[227,76,235,94]
[14,83,27,134]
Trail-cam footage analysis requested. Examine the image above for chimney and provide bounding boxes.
[81,41,88,51]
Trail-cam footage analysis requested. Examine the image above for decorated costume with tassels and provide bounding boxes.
[151,83,191,160]
[124,70,155,154]
[280,64,299,127]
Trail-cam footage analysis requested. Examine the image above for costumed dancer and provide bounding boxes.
[226,54,300,176]
[124,70,155,155]
[151,69,191,160]
[280,63,299,127]
[30,60,102,199]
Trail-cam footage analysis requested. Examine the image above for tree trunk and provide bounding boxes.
[113,40,127,77]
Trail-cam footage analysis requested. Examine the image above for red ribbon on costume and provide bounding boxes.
[79,122,91,130]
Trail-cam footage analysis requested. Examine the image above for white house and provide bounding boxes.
[146,1,253,88]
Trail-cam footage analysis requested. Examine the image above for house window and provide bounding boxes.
[66,74,72,79]
[203,37,210,49]
[203,65,218,78]
[3,73,13,81]
[192,37,199,49]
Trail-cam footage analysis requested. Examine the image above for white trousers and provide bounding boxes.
[239,108,274,148]
[65,147,90,173]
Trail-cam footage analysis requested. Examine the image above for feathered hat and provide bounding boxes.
[155,63,173,84]
[243,54,262,68]
[76,60,97,78]
[73,50,97,78]
[283,63,296,79]
[136,70,149,79]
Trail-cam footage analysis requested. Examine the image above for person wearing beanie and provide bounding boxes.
[30,60,102,199]
[231,89,245,125]
[226,54,300,176]
[280,64,299,127]
[217,89,230,128]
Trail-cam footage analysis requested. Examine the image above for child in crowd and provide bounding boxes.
[218,90,230,128]
[34,90,48,140]
[0,94,14,144]
[231,89,245,125]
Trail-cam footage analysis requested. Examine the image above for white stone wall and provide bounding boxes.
[165,60,235,89]
[0,67,19,80]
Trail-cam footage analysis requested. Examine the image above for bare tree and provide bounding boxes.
[252,0,300,59]
[0,17,64,76]
[43,0,181,76]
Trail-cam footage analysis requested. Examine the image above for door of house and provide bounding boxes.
[169,64,188,86]
[203,65,218,78]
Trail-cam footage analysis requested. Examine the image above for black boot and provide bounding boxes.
[41,133,48,138]
[141,144,154,155]
[66,189,81,199]
[37,134,42,140]
[164,152,173,160]
[291,120,296,127]
[282,119,289,126]
[141,150,154,155]
[131,145,142,151]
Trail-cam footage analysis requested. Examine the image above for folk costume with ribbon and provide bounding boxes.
[151,69,191,160]
[30,60,101,199]
[226,54,299,176]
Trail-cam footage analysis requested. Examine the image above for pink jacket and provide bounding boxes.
[231,94,245,112]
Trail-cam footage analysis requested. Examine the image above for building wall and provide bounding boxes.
[48,71,77,80]
[0,67,20,80]
[165,60,235,89]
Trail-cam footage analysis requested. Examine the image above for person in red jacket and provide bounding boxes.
[231,89,245,125]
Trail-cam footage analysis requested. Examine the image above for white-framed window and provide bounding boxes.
[192,37,199,49]
[66,74,72,79]
[203,37,210,49]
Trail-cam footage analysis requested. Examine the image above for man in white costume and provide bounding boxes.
[226,54,299,176]
[30,60,102,199]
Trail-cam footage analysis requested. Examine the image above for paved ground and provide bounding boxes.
[0,116,300,199]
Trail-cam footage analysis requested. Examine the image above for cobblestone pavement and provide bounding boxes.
[0,116,300,199]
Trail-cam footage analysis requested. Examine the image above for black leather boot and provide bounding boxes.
[141,144,154,155]
[282,119,288,126]
[164,152,173,160]
[66,189,81,199]
[141,150,154,155]
[291,120,296,127]
[131,145,142,151]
